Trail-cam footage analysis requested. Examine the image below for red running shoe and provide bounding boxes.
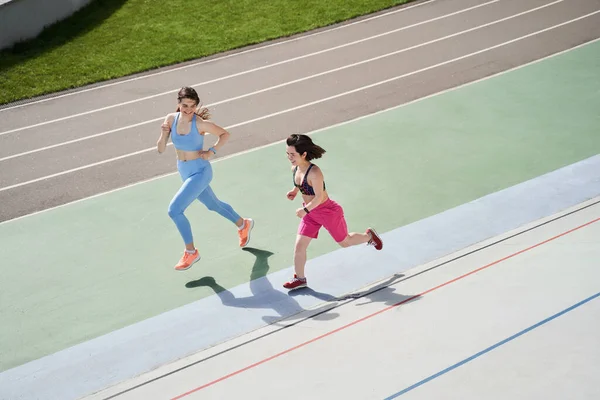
[366,228,383,250]
[283,274,307,290]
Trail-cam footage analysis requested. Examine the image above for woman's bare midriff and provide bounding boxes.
[176,149,202,161]
[301,191,329,207]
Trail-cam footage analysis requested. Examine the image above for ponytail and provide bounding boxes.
[195,105,211,120]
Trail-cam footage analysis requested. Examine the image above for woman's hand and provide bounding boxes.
[198,150,213,160]
[287,189,297,200]
[160,123,170,136]
[157,117,172,154]
[295,207,307,218]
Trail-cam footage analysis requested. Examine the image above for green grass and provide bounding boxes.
[0,0,411,105]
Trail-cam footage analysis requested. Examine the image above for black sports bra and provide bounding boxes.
[293,164,326,195]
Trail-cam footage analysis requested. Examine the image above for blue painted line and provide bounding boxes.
[384,291,600,399]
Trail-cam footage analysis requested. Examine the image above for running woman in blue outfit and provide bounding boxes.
[157,87,253,271]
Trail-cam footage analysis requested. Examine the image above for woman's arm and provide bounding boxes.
[157,114,174,154]
[198,120,230,154]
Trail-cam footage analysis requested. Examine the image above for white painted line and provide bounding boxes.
[5,159,600,400]
[0,0,500,135]
[94,193,600,400]
[0,118,164,162]
[0,0,438,113]
[225,10,600,131]
[0,0,560,162]
[1,7,594,193]
[1,35,598,226]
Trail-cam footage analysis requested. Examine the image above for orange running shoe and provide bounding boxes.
[174,250,201,271]
[238,218,254,247]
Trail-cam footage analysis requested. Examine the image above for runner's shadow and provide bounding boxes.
[185,247,340,324]
[336,273,422,307]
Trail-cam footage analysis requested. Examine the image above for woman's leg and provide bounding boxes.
[337,228,383,249]
[197,185,254,247]
[197,185,242,225]
[168,169,212,252]
[322,200,383,250]
[283,235,313,290]
[337,232,370,247]
[293,234,313,279]
[283,211,320,290]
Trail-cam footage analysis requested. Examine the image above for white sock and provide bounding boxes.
[185,249,196,254]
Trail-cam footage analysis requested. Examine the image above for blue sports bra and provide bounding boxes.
[293,164,326,196]
[170,113,204,151]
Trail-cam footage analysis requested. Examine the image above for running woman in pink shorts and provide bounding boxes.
[283,134,383,290]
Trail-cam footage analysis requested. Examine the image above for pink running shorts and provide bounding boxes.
[298,199,348,243]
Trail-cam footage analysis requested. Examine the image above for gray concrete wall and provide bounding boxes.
[0,0,94,50]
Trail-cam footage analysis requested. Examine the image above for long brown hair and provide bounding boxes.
[286,134,326,161]
[176,86,211,120]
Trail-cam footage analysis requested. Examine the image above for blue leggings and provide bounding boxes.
[168,158,241,245]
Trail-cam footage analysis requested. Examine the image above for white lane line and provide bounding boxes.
[0,34,597,225]
[0,8,595,194]
[0,0,438,113]
[0,119,164,162]
[0,0,554,162]
[0,0,500,135]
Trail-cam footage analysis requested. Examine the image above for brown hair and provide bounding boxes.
[176,86,210,120]
[286,134,326,161]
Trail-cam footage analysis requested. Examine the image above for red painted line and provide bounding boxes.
[172,216,600,399]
